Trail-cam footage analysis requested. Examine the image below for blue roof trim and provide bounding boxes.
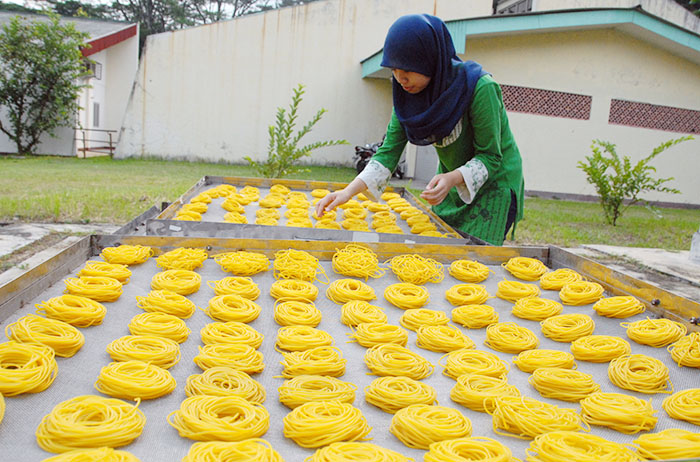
[362,8,700,78]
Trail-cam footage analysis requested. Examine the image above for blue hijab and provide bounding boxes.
[381,14,487,146]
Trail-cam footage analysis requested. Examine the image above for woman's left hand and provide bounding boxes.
[420,170,464,205]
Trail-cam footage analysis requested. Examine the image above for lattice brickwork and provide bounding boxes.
[501,85,591,120]
[609,99,700,134]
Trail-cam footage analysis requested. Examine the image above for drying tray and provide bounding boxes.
[1,235,699,462]
[147,176,486,245]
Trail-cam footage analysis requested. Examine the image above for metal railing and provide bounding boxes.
[74,128,118,158]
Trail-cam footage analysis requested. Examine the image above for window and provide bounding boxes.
[93,102,100,127]
[84,60,102,80]
[495,0,533,15]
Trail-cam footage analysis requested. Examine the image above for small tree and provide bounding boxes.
[577,136,693,225]
[0,14,89,155]
[245,84,348,178]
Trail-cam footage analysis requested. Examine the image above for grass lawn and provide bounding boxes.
[2,156,698,250]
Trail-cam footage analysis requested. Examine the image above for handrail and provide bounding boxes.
[74,128,118,158]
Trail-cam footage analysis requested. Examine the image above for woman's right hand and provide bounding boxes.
[315,189,352,218]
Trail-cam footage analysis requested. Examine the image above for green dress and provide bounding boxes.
[370,74,524,245]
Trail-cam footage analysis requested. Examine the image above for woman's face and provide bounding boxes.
[392,69,431,94]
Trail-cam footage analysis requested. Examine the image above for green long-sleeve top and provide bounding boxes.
[370,74,524,245]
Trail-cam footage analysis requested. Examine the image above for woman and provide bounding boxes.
[316,14,524,245]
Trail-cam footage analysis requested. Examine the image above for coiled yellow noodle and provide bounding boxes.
[256,216,279,226]
[663,388,700,425]
[633,428,700,460]
[78,261,131,283]
[425,436,518,462]
[259,195,284,208]
[36,294,106,327]
[570,335,630,362]
[332,244,385,280]
[205,184,236,197]
[276,326,334,351]
[274,299,322,327]
[316,219,341,230]
[593,295,645,318]
[364,343,433,380]
[95,360,176,400]
[106,335,180,369]
[343,207,368,220]
[341,300,388,326]
[440,349,508,379]
[526,431,637,462]
[205,294,261,323]
[386,254,444,284]
[0,341,57,396]
[280,346,346,378]
[376,225,404,234]
[182,201,208,213]
[100,245,153,265]
[341,218,369,231]
[511,297,563,321]
[485,322,539,353]
[449,259,492,283]
[608,354,672,394]
[151,269,201,295]
[559,281,605,306]
[40,447,141,461]
[190,192,213,204]
[539,268,583,291]
[513,349,576,373]
[135,289,196,318]
[222,198,245,213]
[416,324,475,352]
[257,208,280,219]
[446,284,491,306]
[348,323,408,347]
[213,251,269,276]
[285,218,313,229]
[384,283,430,309]
[390,404,472,449]
[36,395,146,453]
[410,222,437,234]
[540,314,595,342]
[193,344,265,374]
[278,375,356,409]
[175,210,201,221]
[240,185,260,200]
[451,305,499,329]
[529,367,600,402]
[185,367,265,403]
[313,208,335,220]
[168,395,269,442]
[326,278,376,304]
[400,309,449,331]
[155,247,208,271]
[580,392,657,434]
[127,312,190,343]
[622,317,687,347]
[5,314,84,357]
[270,279,318,301]
[496,280,540,303]
[283,400,371,448]
[270,184,290,195]
[365,376,437,414]
[200,321,263,348]
[305,442,411,462]
[311,188,330,198]
[64,276,122,302]
[371,213,396,230]
[668,332,700,367]
[502,257,548,281]
[273,249,328,283]
[450,374,520,413]
[486,396,588,439]
[182,439,282,462]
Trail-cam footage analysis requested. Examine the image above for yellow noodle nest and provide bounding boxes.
[311,188,330,198]
[256,216,279,226]
[185,367,266,403]
[106,335,180,369]
[326,279,376,304]
[445,284,490,306]
[151,269,201,295]
[365,376,438,414]
[386,254,444,284]
[100,245,153,265]
[213,251,269,276]
[384,283,430,309]
[451,305,499,329]
[0,341,57,396]
[580,392,657,434]
[341,218,369,231]
[276,326,334,352]
[450,374,521,413]
[513,349,576,373]
[400,309,449,331]
[633,428,700,460]
[63,276,123,302]
[539,268,583,290]
[278,375,356,409]
[570,335,631,363]
[448,259,492,283]
[78,261,131,283]
[135,289,196,318]
[200,321,263,348]
[343,207,368,220]
[486,396,588,440]
[183,440,283,462]
[259,195,284,208]
[182,201,208,213]
[502,257,548,281]
[364,343,434,380]
[668,332,700,367]
[36,395,146,453]
[608,354,672,394]
[207,276,260,300]
[529,367,601,402]
[593,295,645,318]
[417,324,475,352]
[315,219,341,230]
[190,192,212,204]
[622,317,687,347]
[484,322,539,353]
[193,344,265,374]
[127,312,190,343]
[332,244,385,280]
[155,247,208,271]
[441,349,509,379]
[205,294,262,323]
[540,313,595,342]
[425,437,518,462]
[348,323,408,347]
[40,447,141,461]
[270,184,291,195]
[526,431,637,462]
[95,360,176,400]
[273,249,327,283]
[496,280,540,303]
[5,314,84,357]
[511,297,563,321]
[280,346,346,378]
[274,299,322,327]
[168,395,269,442]
[222,197,245,213]
[559,281,605,305]
[270,279,318,301]
[175,210,202,221]
[341,301,387,326]
[376,225,404,234]
[36,294,107,327]
[390,404,472,449]
[304,442,411,462]
[283,401,372,448]
[663,388,700,426]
